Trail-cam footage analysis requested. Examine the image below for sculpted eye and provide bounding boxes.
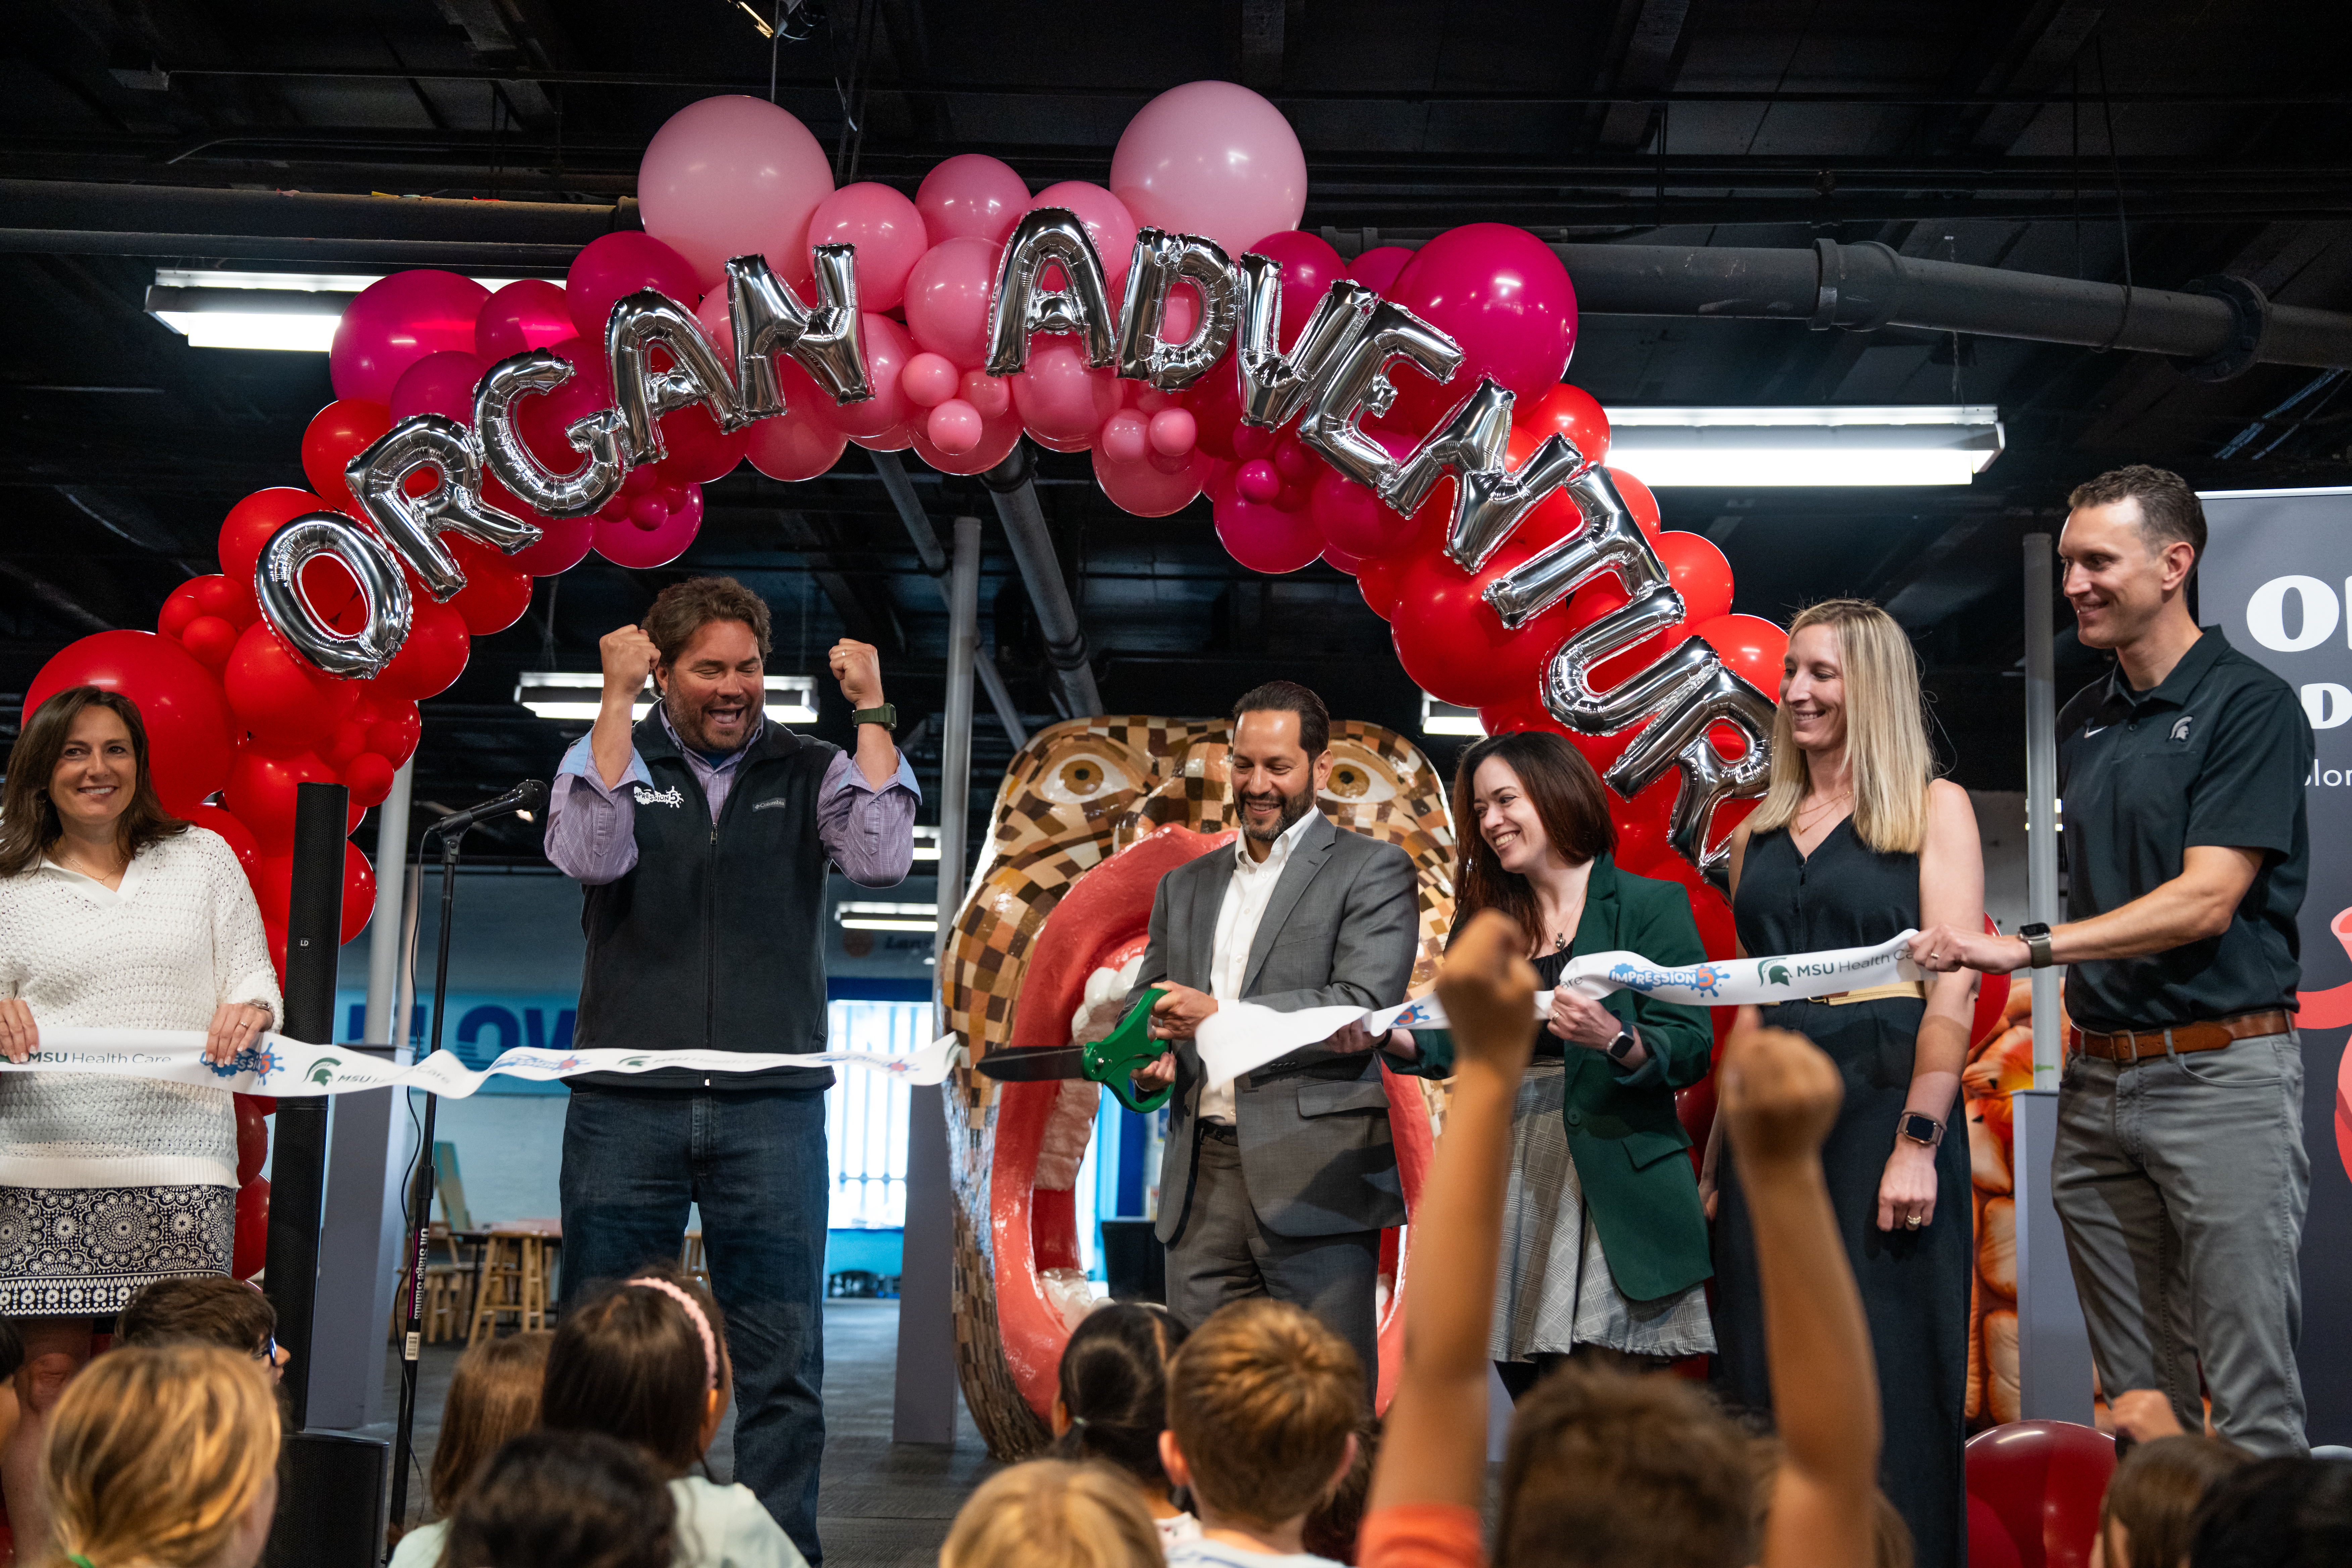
[1320,748,1398,804]
[1039,751,1136,805]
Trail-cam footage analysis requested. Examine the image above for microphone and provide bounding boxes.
[433,778,551,836]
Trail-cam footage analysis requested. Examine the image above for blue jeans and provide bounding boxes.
[560,1084,830,1562]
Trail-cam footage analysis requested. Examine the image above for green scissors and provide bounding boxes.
[1082,986,1173,1114]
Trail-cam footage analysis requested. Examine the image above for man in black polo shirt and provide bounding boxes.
[1911,465,2315,1455]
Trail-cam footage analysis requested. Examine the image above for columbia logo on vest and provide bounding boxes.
[634,784,686,808]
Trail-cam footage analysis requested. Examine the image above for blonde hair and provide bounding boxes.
[1745,598,1935,855]
[941,1460,1161,1568]
[41,1344,281,1568]
[1166,1297,1362,1528]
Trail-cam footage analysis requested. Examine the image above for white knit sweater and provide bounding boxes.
[0,828,281,1191]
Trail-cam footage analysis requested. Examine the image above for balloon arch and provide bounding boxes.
[26,81,1791,1302]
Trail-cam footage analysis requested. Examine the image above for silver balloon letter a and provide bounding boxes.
[985,208,1119,375]
[605,289,751,467]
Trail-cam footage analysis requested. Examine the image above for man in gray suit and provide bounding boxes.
[1128,680,1422,1380]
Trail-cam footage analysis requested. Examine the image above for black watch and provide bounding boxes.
[1898,1111,1945,1148]
[852,703,897,732]
[1606,1028,1639,1063]
[2019,922,2054,969]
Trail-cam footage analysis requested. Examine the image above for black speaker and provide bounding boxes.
[1098,1218,1166,1303]
[263,1431,388,1568]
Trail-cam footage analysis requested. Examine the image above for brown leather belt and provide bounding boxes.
[2071,1010,2294,1065]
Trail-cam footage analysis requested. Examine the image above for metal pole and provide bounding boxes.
[362,762,413,1048]
[893,516,979,1445]
[2023,533,2061,1087]
[983,444,1106,716]
[870,451,1028,745]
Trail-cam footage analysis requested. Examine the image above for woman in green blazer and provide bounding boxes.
[1408,730,1716,1398]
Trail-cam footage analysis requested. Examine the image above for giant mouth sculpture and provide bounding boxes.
[938,716,1458,1458]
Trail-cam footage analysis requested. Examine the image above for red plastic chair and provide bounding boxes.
[1965,1420,2116,1568]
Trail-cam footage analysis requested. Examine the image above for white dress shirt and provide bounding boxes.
[1197,806,1321,1124]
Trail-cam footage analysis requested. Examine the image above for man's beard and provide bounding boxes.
[666,687,753,755]
[1238,783,1314,844]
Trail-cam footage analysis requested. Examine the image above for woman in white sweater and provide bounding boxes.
[0,684,280,1556]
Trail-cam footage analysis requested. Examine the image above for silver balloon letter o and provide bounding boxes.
[253,513,414,679]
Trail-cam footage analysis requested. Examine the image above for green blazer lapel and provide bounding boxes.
[1243,812,1337,994]
[1570,852,1625,954]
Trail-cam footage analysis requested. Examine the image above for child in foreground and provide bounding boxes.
[1354,910,1886,1568]
[441,1428,677,1568]
[1051,1301,1200,1546]
[941,1460,1164,1568]
[117,1276,288,1380]
[387,1329,552,1568]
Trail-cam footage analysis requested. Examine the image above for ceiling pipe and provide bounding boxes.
[868,451,1029,746]
[982,444,1104,718]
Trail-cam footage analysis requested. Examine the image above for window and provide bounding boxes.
[825,998,926,1228]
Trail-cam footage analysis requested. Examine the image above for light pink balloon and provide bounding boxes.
[902,237,1001,370]
[637,96,834,291]
[1093,447,1205,518]
[805,182,927,314]
[912,404,1021,476]
[827,314,913,441]
[916,154,1030,248]
[901,351,961,409]
[1013,339,1123,443]
[1028,182,1138,296]
[1098,409,1150,466]
[926,400,984,455]
[961,367,1012,420]
[1148,406,1197,457]
[1110,81,1308,259]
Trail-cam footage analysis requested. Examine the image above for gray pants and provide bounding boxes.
[2053,1032,2310,1455]
[1165,1125,1382,1388]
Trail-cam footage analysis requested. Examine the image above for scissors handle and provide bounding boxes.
[1082,986,1172,1114]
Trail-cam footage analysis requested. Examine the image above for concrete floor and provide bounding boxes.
[370,1300,998,1568]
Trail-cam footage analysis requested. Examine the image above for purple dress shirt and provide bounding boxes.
[544,707,920,887]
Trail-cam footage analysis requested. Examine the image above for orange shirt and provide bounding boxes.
[1358,1504,1484,1568]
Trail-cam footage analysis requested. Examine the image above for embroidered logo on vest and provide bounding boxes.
[2171,715,2195,742]
[634,784,686,808]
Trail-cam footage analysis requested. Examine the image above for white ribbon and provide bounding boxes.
[1194,930,1923,1091]
[0,1027,963,1098]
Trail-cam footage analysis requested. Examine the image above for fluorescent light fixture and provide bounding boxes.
[513,672,820,724]
[1604,405,2003,487]
[837,900,938,932]
[145,268,552,352]
[1420,693,1485,737]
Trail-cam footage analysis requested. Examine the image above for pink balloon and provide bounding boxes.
[388,350,487,425]
[1215,492,1325,574]
[827,314,914,440]
[1349,245,1415,293]
[1236,458,1281,504]
[1098,410,1150,466]
[1311,460,1418,559]
[1385,224,1578,430]
[1013,339,1122,443]
[1028,182,1138,296]
[805,182,928,314]
[916,154,1030,249]
[926,400,984,455]
[1029,429,1097,454]
[1322,539,1367,575]
[903,238,1002,370]
[1148,406,1197,457]
[330,271,489,405]
[961,367,1012,420]
[594,483,701,568]
[1110,82,1308,260]
[508,512,595,575]
[1093,447,1206,519]
[1248,232,1348,347]
[850,421,916,453]
[745,401,848,482]
[475,279,575,362]
[901,351,961,409]
[637,95,834,290]
[911,404,1022,476]
[694,285,735,351]
[565,232,702,343]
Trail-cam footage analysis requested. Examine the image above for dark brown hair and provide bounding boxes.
[1052,1302,1188,1485]
[2068,464,2207,568]
[1496,1364,1753,1568]
[439,1429,676,1568]
[117,1275,276,1357]
[540,1263,727,1477]
[2102,1434,2249,1568]
[1232,680,1329,758]
[1165,1298,1362,1529]
[2187,1454,2352,1568]
[1301,1418,1377,1565]
[1452,729,1618,942]
[429,1329,552,1515]
[1,686,187,877]
[642,576,773,667]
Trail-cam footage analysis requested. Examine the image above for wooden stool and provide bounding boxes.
[467,1221,560,1344]
[680,1228,709,1290]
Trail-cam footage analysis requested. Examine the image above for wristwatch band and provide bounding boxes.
[1606,1028,1638,1063]
[851,703,897,731]
[1898,1111,1945,1148]
[2020,922,2054,969]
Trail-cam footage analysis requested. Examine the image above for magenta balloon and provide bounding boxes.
[1214,491,1325,573]
[1013,339,1121,443]
[903,238,1001,370]
[1028,182,1138,296]
[564,232,703,343]
[805,182,929,314]
[507,512,595,575]
[925,400,984,455]
[1245,231,1347,346]
[827,314,913,440]
[916,154,1030,249]
[1236,458,1281,504]
[388,351,488,425]
[1349,245,1415,294]
[1093,447,1205,519]
[745,361,849,481]
[475,279,574,361]
[637,95,834,290]
[1110,81,1308,260]
[594,484,701,568]
[1311,461,1417,559]
[1385,223,1578,430]
[329,271,489,405]
[1098,410,1150,466]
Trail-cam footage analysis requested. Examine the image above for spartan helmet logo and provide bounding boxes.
[2171,715,2194,742]
[1761,961,1792,986]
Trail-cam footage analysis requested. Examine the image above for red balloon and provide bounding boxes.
[232,1176,270,1279]
[1349,245,1415,294]
[245,851,295,929]
[1213,492,1324,574]
[331,272,491,405]
[388,350,487,425]
[1610,467,1664,539]
[445,535,534,635]
[159,579,206,638]
[298,552,369,635]
[1639,851,1738,959]
[1967,1495,2026,1568]
[1180,362,1245,459]
[181,617,239,671]
[1309,438,1421,560]
[1246,231,1349,349]
[223,621,360,750]
[24,631,237,817]
[223,747,337,852]
[1693,614,1790,697]
[220,488,335,593]
[342,841,377,944]
[1655,532,1734,628]
[375,594,470,702]
[1965,1422,2115,1568]
[475,279,575,361]
[1387,483,1591,708]
[354,689,423,768]
[345,752,396,812]
[1475,693,1556,738]
[185,803,261,874]
[1520,384,1611,468]
[320,716,368,768]
[234,1096,269,1187]
[565,232,700,342]
[191,575,257,631]
[1384,224,1578,432]
[1971,929,2013,1046]
[1353,496,1447,621]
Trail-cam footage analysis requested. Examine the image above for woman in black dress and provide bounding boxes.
[1705,598,1983,1568]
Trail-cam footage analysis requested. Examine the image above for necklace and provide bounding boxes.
[50,841,122,882]
[1795,789,1852,828]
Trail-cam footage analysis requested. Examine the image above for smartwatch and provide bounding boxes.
[1606,1028,1639,1063]
[1898,1111,1945,1148]
[852,703,898,732]
[2019,922,2054,969]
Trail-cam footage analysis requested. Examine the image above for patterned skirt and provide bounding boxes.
[0,1183,236,1316]
[1488,1060,1715,1362]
